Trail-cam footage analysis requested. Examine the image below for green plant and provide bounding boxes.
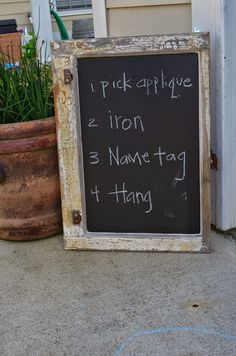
[0,39,54,124]
[21,31,37,61]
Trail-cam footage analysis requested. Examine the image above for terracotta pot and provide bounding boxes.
[0,117,62,241]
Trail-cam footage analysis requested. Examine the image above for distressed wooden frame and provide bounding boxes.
[51,33,210,251]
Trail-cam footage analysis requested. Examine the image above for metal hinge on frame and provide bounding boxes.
[72,210,82,225]
[210,149,218,171]
[64,69,73,84]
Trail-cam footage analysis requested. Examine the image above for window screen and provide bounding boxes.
[56,0,92,11]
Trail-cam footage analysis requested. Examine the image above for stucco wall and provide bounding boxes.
[106,0,191,37]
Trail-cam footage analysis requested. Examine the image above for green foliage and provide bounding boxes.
[0,37,54,124]
[21,31,37,61]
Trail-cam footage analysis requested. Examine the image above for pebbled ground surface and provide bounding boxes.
[0,230,236,356]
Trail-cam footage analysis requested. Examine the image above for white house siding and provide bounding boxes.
[0,0,93,39]
[105,0,191,37]
[0,0,32,30]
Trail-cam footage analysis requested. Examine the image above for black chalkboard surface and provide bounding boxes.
[77,53,200,234]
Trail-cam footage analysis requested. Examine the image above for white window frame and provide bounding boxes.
[92,0,107,37]
[52,0,93,17]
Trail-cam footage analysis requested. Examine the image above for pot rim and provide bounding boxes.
[0,117,55,140]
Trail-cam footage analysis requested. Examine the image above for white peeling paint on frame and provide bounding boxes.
[51,33,211,252]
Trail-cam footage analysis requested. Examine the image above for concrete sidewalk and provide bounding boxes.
[0,230,236,356]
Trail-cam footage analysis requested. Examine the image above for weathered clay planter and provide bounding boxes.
[0,117,62,241]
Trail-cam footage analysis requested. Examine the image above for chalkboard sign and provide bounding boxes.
[51,34,210,251]
[78,53,200,233]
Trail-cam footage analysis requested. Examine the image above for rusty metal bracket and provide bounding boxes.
[64,69,73,84]
[210,149,218,171]
[72,210,82,225]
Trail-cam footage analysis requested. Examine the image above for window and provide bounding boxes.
[55,0,92,12]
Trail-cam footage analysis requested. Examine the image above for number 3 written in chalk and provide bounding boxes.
[89,152,100,164]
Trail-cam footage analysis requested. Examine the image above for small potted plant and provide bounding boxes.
[0,36,62,241]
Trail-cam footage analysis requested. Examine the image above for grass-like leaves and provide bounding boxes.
[0,43,54,124]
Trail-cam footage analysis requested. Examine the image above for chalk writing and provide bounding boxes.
[108,145,186,181]
[90,185,100,202]
[108,182,153,213]
[98,72,132,98]
[78,53,200,233]
[108,146,151,167]
[114,326,236,356]
[89,152,100,165]
[89,69,193,100]
[88,118,98,128]
[109,111,144,132]
[153,147,186,181]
